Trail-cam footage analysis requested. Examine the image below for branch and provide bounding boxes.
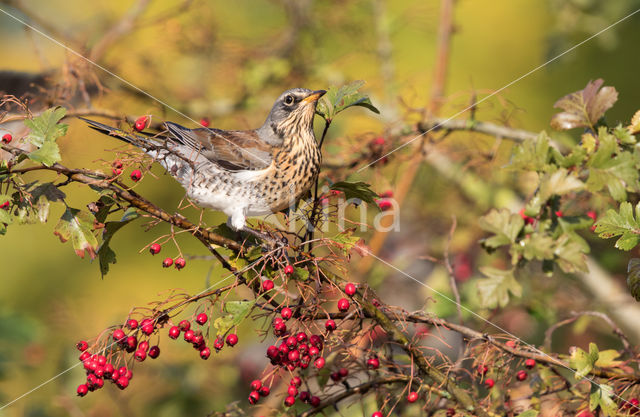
[417,117,538,143]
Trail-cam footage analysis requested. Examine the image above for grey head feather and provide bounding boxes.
[256,88,313,146]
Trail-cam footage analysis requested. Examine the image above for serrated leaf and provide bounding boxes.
[626,258,640,301]
[24,107,68,167]
[331,229,361,256]
[570,343,599,380]
[614,124,636,145]
[594,202,640,251]
[551,79,618,130]
[53,208,98,259]
[478,209,524,249]
[628,109,640,134]
[589,384,617,416]
[527,169,584,214]
[214,300,256,336]
[331,181,378,205]
[554,234,588,272]
[510,131,552,172]
[98,208,140,277]
[521,233,555,261]
[316,81,379,121]
[291,267,309,281]
[477,267,521,308]
[594,349,622,368]
[586,132,638,201]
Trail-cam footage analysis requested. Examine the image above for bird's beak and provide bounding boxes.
[302,89,327,104]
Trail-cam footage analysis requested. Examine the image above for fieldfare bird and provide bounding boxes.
[80,88,326,233]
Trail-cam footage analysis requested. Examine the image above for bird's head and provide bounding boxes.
[259,88,326,144]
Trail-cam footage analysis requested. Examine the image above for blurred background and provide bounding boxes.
[1,0,640,415]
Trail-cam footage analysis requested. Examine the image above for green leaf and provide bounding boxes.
[213,300,256,336]
[551,79,618,130]
[517,411,538,417]
[53,208,99,259]
[98,208,140,277]
[626,258,640,301]
[510,131,552,172]
[553,234,588,273]
[330,181,378,205]
[613,124,636,145]
[586,133,638,201]
[331,229,361,256]
[0,199,12,235]
[526,169,584,214]
[594,350,622,368]
[316,81,379,121]
[24,107,68,167]
[477,267,521,308]
[589,384,617,416]
[291,267,309,281]
[594,202,640,251]
[521,233,555,261]
[570,342,599,380]
[478,209,524,249]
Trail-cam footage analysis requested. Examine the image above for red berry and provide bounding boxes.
[631,397,640,406]
[296,332,307,343]
[505,340,517,348]
[281,307,292,320]
[76,340,88,351]
[79,351,91,361]
[130,169,142,182]
[477,364,488,376]
[134,115,149,131]
[310,396,321,407]
[262,279,274,291]
[196,313,208,325]
[273,321,287,336]
[168,326,180,339]
[149,243,161,255]
[250,380,262,391]
[174,257,186,270]
[309,346,320,357]
[284,265,294,275]
[0,201,9,210]
[113,329,126,342]
[200,347,211,359]
[525,358,536,369]
[226,333,238,346]
[291,376,302,387]
[266,345,278,359]
[183,330,195,342]
[314,357,325,369]
[287,385,298,397]
[309,334,323,348]
[330,372,341,382]
[134,349,146,362]
[446,409,455,417]
[116,376,129,389]
[407,391,418,403]
[148,345,160,358]
[516,370,527,381]
[372,412,383,417]
[325,319,336,331]
[284,395,296,407]
[126,319,139,329]
[103,363,114,377]
[587,211,597,221]
[162,257,173,267]
[77,383,88,396]
[214,338,224,351]
[373,137,385,146]
[344,282,356,296]
[300,391,310,402]
[125,335,138,351]
[286,336,298,348]
[288,350,300,362]
[338,367,348,377]
[141,323,154,335]
[367,357,380,369]
[112,168,122,176]
[248,390,260,405]
[484,378,495,388]
[259,385,270,397]
[200,117,210,128]
[138,341,149,352]
[337,298,350,312]
[518,208,535,225]
[380,190,393,198]
[1,133,12,144]
[378,200,392,211]
[554,210,563,217]
[112,160,123,169]
[178,320,191,331]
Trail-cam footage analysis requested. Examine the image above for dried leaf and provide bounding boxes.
[551,79,618,130]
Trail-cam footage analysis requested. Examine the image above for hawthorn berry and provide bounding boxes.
[178,320,191,331]
[300,391,310,402]
[516,370,528,381]
[250,380,262,391]
[0,201,9,210]
[337,298,350,312]
[248,390,260,405]
[281,307,292,320]
[291,376,302,387]
[149,243,161,255]
[113,329,126,342]
[79,351,91,361]
[324,319,337,332]
[134,115,149,131]
[314,357,325,369]
[214,338,224,351]
[138,341,149,352]
[587,211,597,222]
[372,412,383,417]
[296,332,307,343]
[338,367,348,378]
[175,257,186,270]
[130,170,142,182]
[116,376,129,389]
[262,279,274,292]
[367,357,380,369]
[103,363,115,377]
[200,347,211,360]
[484,378,495,388]
[125,335,138,351]
[126,319,139,329]
[196,313,208,325]
[477,364,488,376]
[259,385,270,397]
[266,345,278,359]
[168,326,180,339]
[505,340,517,348]
[284,395,296,407]
[525,358,536,369]
[77,384,88,397]
[141,322,154,335]
[226,333,238,347]
[184,329,195,342]
[1,133,12,144]
[288,385,299,397]
[554,210,563,217]
[330,372,341,382]
[286,336,298,348]
[200,117,210,127]
[380,190,393,198]
[76,340,88,351]
[310,396,321,407]
[148,346,160,358]
[273,321,287,336]
[407,391,419,403]
[112,168,122,176]
[344,282,356,296]
[309,346,320,357]
[162,257,173,268]
[288,350,300,362]
[134,349,146,362]
[378,200,392,211]
[112,160,123,169]
[446,409,455,417]
[284,265,294,275]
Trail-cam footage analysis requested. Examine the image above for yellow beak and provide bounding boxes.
[301,89,327,104]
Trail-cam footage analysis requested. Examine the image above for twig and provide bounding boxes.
[417,117,537,143]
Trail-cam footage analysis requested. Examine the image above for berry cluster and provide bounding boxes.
[147,242,187,270]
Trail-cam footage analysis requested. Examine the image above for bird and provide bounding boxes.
[80,88,326,235]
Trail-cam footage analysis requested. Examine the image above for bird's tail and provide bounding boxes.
[78,117,161,150]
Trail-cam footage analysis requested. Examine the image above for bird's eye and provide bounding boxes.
[284,95,294,105]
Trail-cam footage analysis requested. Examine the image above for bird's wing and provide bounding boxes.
[165,122,274,171]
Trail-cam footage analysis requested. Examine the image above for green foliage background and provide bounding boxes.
[0,0,639,415]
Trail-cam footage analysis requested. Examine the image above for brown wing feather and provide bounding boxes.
[165,122,274,171]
